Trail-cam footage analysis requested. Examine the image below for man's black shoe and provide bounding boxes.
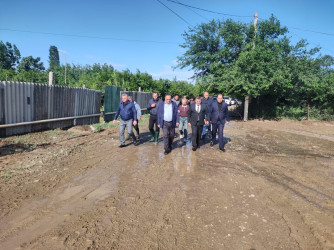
[133,140,139,146]
[192,147,197,151]
[210,141,214,147]
[164,149,171,155]
[219,148,226,152]
[119,144,126,148]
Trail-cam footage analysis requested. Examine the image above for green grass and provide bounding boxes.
[92,113,150,132]
[92,122,118,132]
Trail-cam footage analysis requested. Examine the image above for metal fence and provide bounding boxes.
[120,91,152,110]
[104,87,152,122]
[104,86,120,122]
[0,81,101,137]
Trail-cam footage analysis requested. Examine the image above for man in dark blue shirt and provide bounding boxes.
[201,91,213,139]
[113,93,138,147]
[210,93,230,151]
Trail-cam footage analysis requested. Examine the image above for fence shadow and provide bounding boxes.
[0,143,37,157]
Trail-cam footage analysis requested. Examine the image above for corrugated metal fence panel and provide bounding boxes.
[0,82,5,137]
[95,91,101,123]
[120,91,152,110]
[31,83,48,133]
[3,81,34,136]
[50,86,63,129]
[102,90,153,121]
[76,88,83,125]
[0,82,4,125]
[0,81,101,137]
[104,86,120,122]
[76,88,84,125]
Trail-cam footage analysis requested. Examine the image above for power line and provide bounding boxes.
[255,17,334,54]
[287,26,334,37]
[0,28,178,44]
[289,31,334,54]
[169,0,334,37]
[175,0,210,21]
[257,17,334,37]
[166,0,253,18]
[156,0,192,26]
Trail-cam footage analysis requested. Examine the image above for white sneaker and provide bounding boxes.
[180,134,184,139]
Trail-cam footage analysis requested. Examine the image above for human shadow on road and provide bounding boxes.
[172,133,212,149]
[126,131,161,146]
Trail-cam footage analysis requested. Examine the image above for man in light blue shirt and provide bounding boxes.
[128,96,142,140]
[157,94,179,155]
[164,102,173,122]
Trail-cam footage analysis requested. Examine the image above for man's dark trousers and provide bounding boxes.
[149,115,158,133]
[163,121,175,151]
[212,121,225,149]
[191,121,203,148]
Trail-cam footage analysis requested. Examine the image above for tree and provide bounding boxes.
[177,19,249,78]
[48,45,60,69]
[177,15,334,119]
[17,56,45,72]
[0,41,21,70]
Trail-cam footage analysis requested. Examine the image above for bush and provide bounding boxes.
[276,106,307,121]
[309,107,334,121]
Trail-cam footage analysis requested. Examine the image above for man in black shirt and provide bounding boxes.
[188,96,210,151]
[147,92,163,143]
[210,94,230,151]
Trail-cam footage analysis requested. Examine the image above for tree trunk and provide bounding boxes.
[307,102,310,120]
[243,96,250,121]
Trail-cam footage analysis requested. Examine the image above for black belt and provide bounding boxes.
[163,120,172,123]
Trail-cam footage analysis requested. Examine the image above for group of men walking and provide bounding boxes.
[113,91,230,155]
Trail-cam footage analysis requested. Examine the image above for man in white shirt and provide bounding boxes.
[157,94,180,154]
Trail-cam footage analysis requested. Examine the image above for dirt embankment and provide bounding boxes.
[0,118,333,249]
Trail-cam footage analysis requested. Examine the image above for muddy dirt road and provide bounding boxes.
[0,118,334,249]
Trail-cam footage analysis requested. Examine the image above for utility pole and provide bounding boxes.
[48,71,54,86]
[48,72,54,119]
[244,12,258,122]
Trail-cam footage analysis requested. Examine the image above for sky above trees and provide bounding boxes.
[0,0,333,81]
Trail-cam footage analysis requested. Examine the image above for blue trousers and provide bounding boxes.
[202,123,211,136]
[178,116,188,138]
[211,122,225,149]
